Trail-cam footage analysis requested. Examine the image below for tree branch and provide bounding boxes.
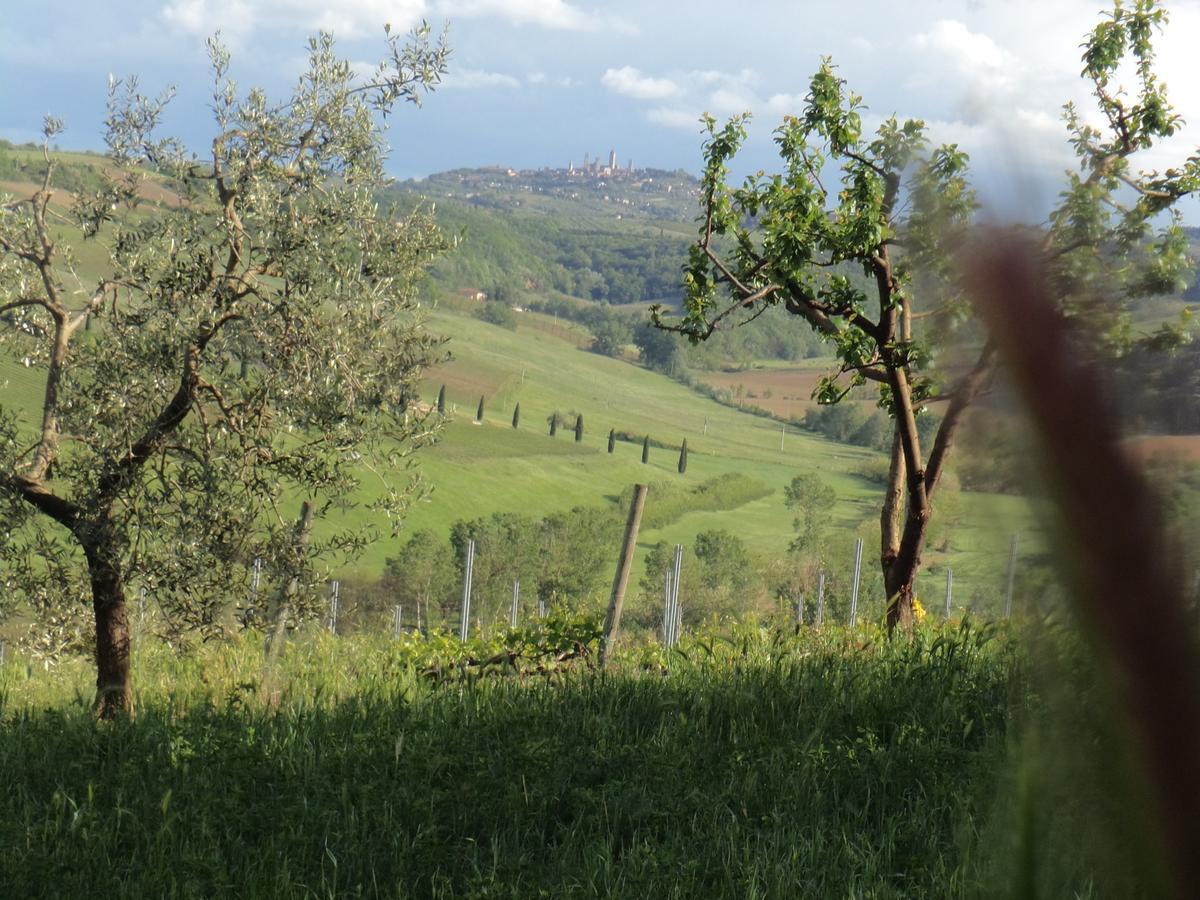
[4,472,79,528]
[923,341,997,498]
[0,296,55,317]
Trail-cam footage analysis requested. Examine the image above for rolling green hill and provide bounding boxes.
[2,151,1046,626]
[327,306,1042,610]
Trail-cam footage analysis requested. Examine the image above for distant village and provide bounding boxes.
[565,149,636,179]
[400,151,700,222]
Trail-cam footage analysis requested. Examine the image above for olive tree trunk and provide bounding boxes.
[81,526,133,718]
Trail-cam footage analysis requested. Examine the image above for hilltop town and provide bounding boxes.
[399,150,701,221]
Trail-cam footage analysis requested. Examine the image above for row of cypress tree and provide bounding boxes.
[438,385,689,473]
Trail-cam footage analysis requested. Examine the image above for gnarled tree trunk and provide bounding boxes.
[81,524,132,718]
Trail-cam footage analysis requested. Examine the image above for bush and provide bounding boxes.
[475,302,517,329]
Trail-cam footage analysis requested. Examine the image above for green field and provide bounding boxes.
[1,296,1042,623]
[341,307,1041,607]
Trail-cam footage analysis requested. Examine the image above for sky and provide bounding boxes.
[4,0,1200,221]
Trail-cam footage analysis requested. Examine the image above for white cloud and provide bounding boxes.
[646,106,702,130]
[708,87,754,115]
[764,92,806,117]
[436,0,605,31]
[690,70,727,86]
[914,19,1008,76]
[444,67,520,89]
[161,0,428,40]
[161,0,610,39]
[526,71,575,87]
[601,66,679,100]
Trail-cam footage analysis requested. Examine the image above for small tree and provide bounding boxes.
[383,529,456,631]
[607,429,616,453]
[437,385,446,416]
[574,414,584,443]
[678,439,689,474]
[511,402,520,429]
[0,26,451,715]
[656,0,1197,630]
[641,436,650,464]
[785,474,836,559]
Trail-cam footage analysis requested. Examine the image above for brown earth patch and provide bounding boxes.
[1123,435,1200,463]
[0,181,75,208]
[0,173,182,208]
[696,366,877,420]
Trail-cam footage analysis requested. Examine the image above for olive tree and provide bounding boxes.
[656,0,1196,630]
[0,25,451,715]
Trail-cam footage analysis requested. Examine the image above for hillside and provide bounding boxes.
[0,147,1049,625]
[335,305,1041,610]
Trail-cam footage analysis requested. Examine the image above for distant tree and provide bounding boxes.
[694,529,757,596]
[475,301,516,330]
[589,315,632,357]
[785,474,837,558]
[656,1,1198,630]
[574,414,584,442]
[640,531,759,629]
[450,513,540,624]
[641,436,650,464]
[534,505,622,608]
[548,413,559,437]
[634,321,681,374]
[678,439,689,474]
[607,429,616,453]
[512,402,520,429]
[383,530,456,630]
[475,396,485,423]
[437,384,446,416]
[0,26,451,715]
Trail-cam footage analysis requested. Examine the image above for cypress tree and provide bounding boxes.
[549,414,558,437]
[436,385,446,415]
[574,414,583,443]
[476,396,484,422]
[641,435,650,464]
[512,402,520,429]
[607,429,615,453]
[678,438,688,474]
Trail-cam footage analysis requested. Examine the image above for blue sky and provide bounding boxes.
[4,0,1200,220]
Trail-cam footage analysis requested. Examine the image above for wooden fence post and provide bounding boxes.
[600,483,649,668]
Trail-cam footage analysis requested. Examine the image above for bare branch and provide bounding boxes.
[0,296,55,316]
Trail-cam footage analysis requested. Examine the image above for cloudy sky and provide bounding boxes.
[4,0,1200,219]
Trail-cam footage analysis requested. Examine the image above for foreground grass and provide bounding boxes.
[0,622,1019,898]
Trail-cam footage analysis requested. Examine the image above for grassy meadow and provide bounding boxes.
[0,616,1153,899]
[0,619,1036,899]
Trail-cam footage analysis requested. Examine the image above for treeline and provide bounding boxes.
[1113,340,1200,434]
[517,295,823,367]
[395,197,692,305]
[338,474,774,632]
